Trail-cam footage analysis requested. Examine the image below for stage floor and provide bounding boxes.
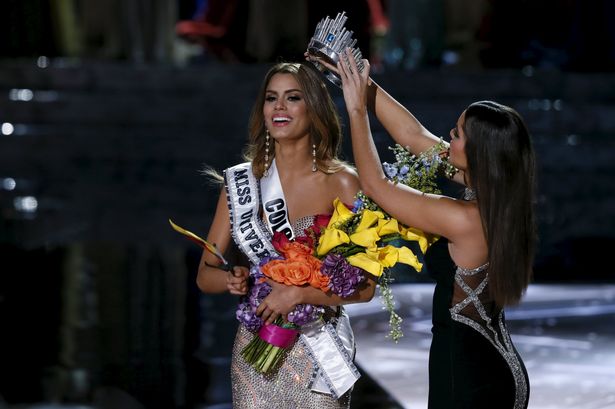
[346,283,615,409]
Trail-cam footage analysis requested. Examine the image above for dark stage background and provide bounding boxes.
[1,1,614,408]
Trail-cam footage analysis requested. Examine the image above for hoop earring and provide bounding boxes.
[312,143,317,172]
[264,130,270,176]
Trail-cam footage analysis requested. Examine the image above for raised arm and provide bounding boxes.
[369,81,466,185]
[196,187,249,295]
[338,50,472,239]
[307,53,441,156]
[306,54,465,185]
[367,79,442,156]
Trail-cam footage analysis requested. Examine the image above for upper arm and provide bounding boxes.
[364,178,472,241]
[371,81,442,155]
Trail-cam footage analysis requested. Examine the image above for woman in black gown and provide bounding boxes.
[322,50,535,409]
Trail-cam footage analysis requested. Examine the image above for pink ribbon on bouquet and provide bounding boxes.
[258,323,299,348]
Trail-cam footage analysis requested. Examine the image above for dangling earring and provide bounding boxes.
[312,143,317,172]
[264,130,270,176]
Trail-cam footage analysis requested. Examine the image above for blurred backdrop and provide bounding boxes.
[1,1,614,408]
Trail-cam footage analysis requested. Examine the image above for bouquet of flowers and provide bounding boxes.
[237,197,429,373]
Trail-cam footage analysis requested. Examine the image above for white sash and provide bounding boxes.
[260,159,295,240]
[302,309,360,399]
[224,162,277,265]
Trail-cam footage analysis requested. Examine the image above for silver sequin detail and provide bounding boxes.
[449,264,528,409]
[463,187,477,201]
[293,215,317,235]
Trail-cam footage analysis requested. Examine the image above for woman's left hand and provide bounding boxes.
[226,265,250,295]
[256,279,301,325]
[337,49,371,116]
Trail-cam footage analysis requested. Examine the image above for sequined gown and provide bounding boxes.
[425,237,530,409]
[230,215,353,409]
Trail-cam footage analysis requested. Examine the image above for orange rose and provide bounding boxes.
[261,249,325,289]
[262,259,313,286]
[280,241,313,259]
[309,271,331,292]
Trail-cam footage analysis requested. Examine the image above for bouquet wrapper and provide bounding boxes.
[241,321,299,374]
[258,323,299,348]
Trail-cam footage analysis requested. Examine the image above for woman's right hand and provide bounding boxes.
[226,266,249,295]
[337,49,371,115]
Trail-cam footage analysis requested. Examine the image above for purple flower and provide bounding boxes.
[249,263,265,281]
[287,303,325,326]
[236,298,263,332]
[321,254,365,297]
[249,280,271,309]
[236,273,272,332]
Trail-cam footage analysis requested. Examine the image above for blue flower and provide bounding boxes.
[383,162,398,178]
[352,197,364,212]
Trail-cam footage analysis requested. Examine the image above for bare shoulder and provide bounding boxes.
[444,199,484,242]
[327,165,360,203]
[445,200,488,266]
[330,165,359,185]
[329,165,360,189]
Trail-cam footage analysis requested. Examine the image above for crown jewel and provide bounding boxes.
[307,11,365,87]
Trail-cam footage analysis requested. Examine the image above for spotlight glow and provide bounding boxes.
[1,123,14,135]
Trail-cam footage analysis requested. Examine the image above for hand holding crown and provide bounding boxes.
[306,11,366,87]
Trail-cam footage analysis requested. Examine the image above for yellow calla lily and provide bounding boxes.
[374,245,400,268]
[317,228,350,256]
[355,209,384,232]
[401,226,438,253]
[349,227,381,249]
[328,198,355,228]
[347,245,420,277]
[395,245,423,272]
[347,252,384,277]
[377,218,400,237]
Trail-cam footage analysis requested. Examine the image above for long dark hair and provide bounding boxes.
[244,62,345,178]
[463,101,536,306]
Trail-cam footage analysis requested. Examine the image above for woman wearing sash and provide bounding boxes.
[196,62,376,408]
[328,50,534,409]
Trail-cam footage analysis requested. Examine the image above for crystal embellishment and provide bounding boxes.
[307,11,365,87]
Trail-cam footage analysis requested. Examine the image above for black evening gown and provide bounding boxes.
[424,237,530,409]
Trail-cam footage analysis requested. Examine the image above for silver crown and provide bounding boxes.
[307,11,365,87]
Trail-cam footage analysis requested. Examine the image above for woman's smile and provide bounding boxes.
[263,73,310,139]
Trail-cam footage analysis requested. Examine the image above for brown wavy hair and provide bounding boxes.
[463,101,536,306]
[244,62,346,178]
